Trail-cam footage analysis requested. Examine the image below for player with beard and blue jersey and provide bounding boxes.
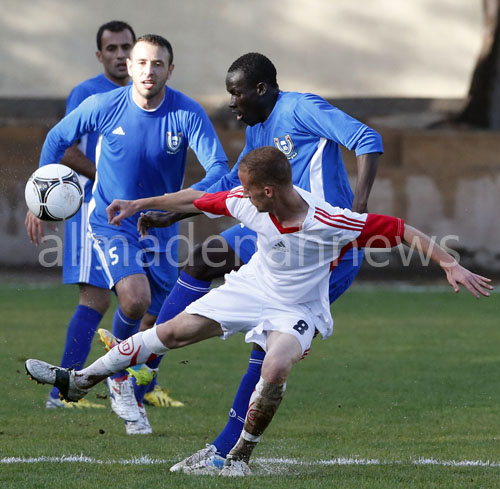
[25,21,136,410]
[36,34,229,434]
[127,52,382,470]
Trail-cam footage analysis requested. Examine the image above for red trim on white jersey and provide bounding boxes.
[314,207,365,231]
[329,241,355,271]
[355,214,404,248]
[228,187,245,199]
[193,190,232,217]
[300,347,311,360]
[269,214,301,234]
[193,187,247,217]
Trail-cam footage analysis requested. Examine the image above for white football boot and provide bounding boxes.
[219,456,251,477]
[124,402,152,435]
[170,444,225,474]
[25,359,89,402]
[106,376,140,422]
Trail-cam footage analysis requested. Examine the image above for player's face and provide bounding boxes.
[96,29,134,85]
[226,69,268,126]
[128,41,174,107]
[238,168,272,212]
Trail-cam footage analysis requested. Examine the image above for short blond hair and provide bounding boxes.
[239,146,292,187]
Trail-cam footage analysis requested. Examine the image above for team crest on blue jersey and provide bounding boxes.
[166,131,183,154]
[274,135,298,159]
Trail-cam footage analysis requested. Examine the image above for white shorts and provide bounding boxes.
[185,268,321,355]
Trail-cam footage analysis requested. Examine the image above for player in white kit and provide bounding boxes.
[25,146,492,476]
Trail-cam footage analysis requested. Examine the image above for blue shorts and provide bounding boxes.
[91,225,176,316]
[221,224,363,304]
[62,202,108,288]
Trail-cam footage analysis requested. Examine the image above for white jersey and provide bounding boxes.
[193,186,404,338]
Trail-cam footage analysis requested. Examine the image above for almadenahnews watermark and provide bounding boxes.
[35,221,461,270]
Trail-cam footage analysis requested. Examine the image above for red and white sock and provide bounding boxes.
[101,326,169,372]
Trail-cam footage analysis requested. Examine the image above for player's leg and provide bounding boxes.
[221,330,305,476]
[204,228,266,458]
[122,252,177,433]
[93,232,152,424]
[113,273,151,334]
[104,273,151,426]
[92,232,151,344]
[169,227,267,470]
[134,226,256,408]
[48,212,111,408]
[26,312,222,400]
[132,265,213,406]
[181,249,364,471]
[209,343,265,456]
[51,284,110,369]
[169,271,292,475]
[128,251,184,409]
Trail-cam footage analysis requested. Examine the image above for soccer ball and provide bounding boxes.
[25,164,83,221]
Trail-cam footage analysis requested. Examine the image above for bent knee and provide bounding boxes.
[261,358,293,385]
[120,296,150,319]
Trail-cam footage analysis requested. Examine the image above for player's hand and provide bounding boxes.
[137,211,177,237]
[443,262,493,298]
[107,199,137,227]
[25,210,45,246]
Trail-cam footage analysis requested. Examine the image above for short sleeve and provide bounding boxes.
[356,214,404,247]
[193,190,232,217]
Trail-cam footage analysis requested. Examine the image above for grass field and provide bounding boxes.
[1,282,499,488]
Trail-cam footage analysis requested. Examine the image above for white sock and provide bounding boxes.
[75,358,113,389]
[101,327,168,372]
[143,326,169,354]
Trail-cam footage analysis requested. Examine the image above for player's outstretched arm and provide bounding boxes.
[403,224,493,298]
[107,188,206,227]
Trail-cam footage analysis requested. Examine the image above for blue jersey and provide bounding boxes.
[40,85,229,247]
[208,91,383,209]
[65,73,124,203]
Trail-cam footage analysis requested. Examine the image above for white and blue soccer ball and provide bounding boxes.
[25,164,83,221]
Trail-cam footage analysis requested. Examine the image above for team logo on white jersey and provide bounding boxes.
[166,131,183,154]
[274,134,298,159]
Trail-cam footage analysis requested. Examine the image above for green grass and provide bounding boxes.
[1,283,499,488]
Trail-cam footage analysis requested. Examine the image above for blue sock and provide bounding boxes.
[133,271,211,400]
[50,305,103,399]
[146,375,158,393]
[157,271,211,324]
[212,349,266,457]
[110,306,141,381]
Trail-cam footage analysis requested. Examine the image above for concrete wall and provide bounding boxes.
[0,0,482,102]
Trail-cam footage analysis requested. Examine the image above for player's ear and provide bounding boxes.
[96,50,103,64]
[264,185,274,198]
[167,64,175,80]
[127,58,133,77]
[256,82,267,96]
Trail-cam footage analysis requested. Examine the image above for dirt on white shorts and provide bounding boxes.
[185,268,323,355]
